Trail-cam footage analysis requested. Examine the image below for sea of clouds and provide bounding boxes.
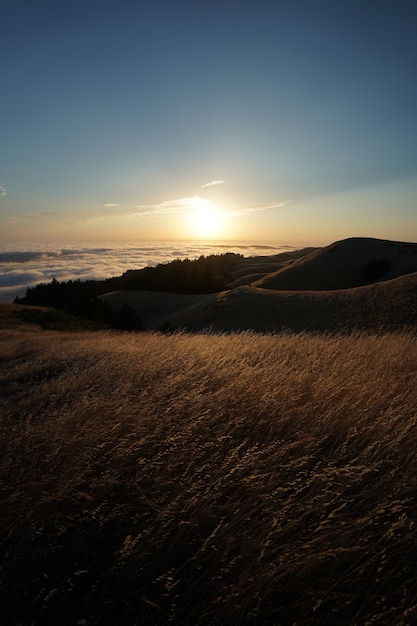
[0,241,295,303]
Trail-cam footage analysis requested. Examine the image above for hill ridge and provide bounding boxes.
[254,236,417,291]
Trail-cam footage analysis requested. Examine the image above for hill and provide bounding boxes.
[175,271,417,334]
[98,290,217,331]
[101,268,417,334]
[0,303,101,331]
[254,237,417,290]
[226,246,317,287]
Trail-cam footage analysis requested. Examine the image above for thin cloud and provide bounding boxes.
[103,203,119,208]
[0,185,7,197]
[134,196,209,217]
[132,197,291,218]
[201,180,225,188]
[227,200,292,216]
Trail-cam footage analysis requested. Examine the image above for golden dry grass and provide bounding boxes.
[1,327,417,624]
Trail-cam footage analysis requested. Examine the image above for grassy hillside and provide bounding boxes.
[0,302,103,331]
[255,237,417,290]
[102,270,417,333]
[1,326,417,624]
[226,246,317,287]
[180,271,417,334]
[99,290,217,331]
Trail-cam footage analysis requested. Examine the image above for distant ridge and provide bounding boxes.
[254,237,417,291]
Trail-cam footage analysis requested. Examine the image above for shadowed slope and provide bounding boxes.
[99,291,217,330]
[254,237,417,291]
[178,271,417,333]
[227,247,317,287]
[0,303,100,331]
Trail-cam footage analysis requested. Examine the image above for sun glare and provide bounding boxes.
[189,198,224,238]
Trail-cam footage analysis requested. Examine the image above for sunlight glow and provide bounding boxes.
[188,198,224,238]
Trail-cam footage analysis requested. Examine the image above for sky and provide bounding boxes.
[1,0,417,244]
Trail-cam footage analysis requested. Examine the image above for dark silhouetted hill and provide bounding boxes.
[254,237,417,290]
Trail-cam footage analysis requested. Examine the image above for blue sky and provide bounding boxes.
[1,0,417,243]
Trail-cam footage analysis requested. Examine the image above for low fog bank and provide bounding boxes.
[0,241,294,303]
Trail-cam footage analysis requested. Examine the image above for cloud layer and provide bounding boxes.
[0,241,295,303]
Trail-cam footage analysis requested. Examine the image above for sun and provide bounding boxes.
[188,198,224,238]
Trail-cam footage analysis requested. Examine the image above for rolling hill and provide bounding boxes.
[100,238,417,333]
[253,237,417,291]
[175,271,417,333]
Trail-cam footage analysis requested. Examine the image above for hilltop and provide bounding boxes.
[254,237,417,290]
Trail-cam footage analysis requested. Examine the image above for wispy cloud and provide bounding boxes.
[201,180,225,188]
[103,203,119,208]
[0,185,7,197]
[228,200,292,216]
[131,197,291,218]
[134,196,210,217]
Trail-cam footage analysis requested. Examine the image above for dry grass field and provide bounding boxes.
[1,322,417,624]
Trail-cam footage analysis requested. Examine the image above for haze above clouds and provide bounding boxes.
[1,0,416,244]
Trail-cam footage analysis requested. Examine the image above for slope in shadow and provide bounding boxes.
[178,271,417,334]
[254,237,417,291]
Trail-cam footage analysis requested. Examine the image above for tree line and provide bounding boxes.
[14,253,242,329]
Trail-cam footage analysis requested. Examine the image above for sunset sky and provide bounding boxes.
[1,0,417,244]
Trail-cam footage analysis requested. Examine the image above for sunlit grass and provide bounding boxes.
[1,328,417,624]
